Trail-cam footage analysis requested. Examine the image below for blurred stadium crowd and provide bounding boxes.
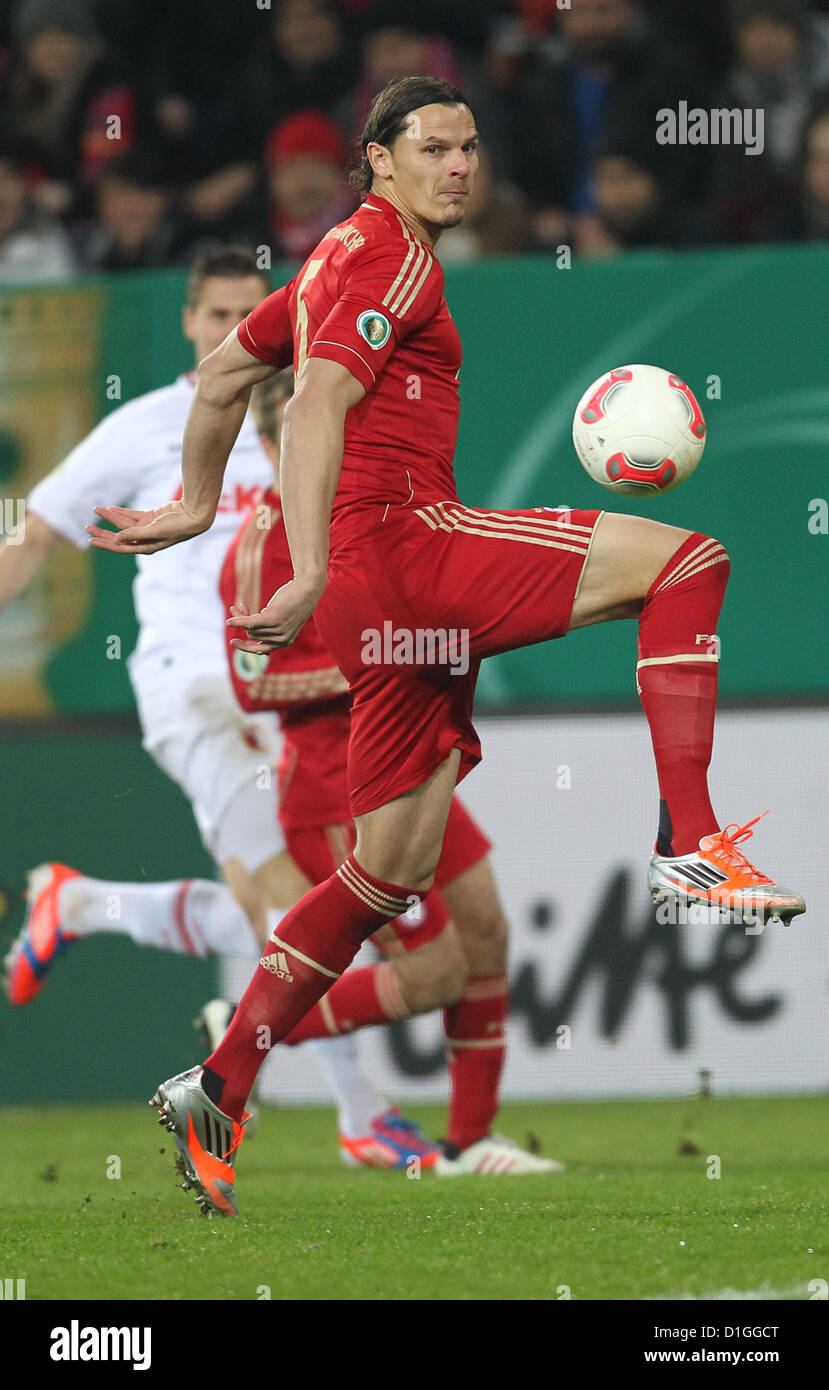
[3,0,829,280]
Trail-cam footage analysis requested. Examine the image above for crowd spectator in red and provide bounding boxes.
[179,0,356,241]
[261,110,355,263]
[0,0,136,218]
[785,100,829,236]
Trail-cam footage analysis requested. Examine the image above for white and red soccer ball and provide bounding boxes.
[572,364,706,496]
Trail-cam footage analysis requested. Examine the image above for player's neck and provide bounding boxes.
[368,188,441,247]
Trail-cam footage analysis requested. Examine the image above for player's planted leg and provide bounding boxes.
[150,1068,250,1217]
[149,755,460,1211]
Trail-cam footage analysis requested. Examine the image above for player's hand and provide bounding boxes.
[227,577,323,652]
[86,501,211,554]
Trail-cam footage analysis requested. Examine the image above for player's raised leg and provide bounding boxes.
[570,512,805,924]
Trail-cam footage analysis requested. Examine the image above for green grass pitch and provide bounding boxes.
[5,1096,828,1301]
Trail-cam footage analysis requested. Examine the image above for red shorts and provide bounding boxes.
[315,500,602,815]
[285,795,491,953]
[278,701,351,831]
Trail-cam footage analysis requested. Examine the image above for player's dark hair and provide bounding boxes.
[186,245,271,307]
[251,369,295,442]
[349,75,469,197]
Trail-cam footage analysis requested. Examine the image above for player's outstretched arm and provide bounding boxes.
[229,357,365,652]
[0,511,61,609]
[87,332,276,555]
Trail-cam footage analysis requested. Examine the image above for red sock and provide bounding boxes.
[443,973,508,1151]
[204,856,421,1120]
[637,532,730,856]
[282,961,410,1043]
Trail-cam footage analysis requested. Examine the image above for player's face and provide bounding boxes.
[375,104,479,237]
[183,275,268,363]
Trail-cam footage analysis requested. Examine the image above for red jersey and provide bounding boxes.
[236,194,462,527]
[221,488,351,828]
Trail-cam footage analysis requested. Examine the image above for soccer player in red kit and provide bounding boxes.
[91,76,805,1216]
[219,371,559,1175]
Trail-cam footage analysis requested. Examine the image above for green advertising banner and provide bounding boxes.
[0,286,105,714]
[1,244,828,715]
[0,725,216,1104]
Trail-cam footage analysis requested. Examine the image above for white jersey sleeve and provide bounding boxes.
[27,398,143,547]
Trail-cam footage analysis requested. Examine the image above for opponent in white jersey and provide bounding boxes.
[1,248,411,1161]
[31,367,282,885]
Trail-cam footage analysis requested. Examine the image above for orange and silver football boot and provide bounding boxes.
[648,813,805,925]
[150,1066,249,1217]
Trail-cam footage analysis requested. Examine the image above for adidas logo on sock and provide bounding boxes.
[259,950,294,983]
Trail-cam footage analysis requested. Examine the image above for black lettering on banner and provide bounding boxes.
[388,869,781,1075]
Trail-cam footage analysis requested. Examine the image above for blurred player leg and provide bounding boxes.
[4,766,287,1001]
[305,1031,388,1147]
[56,868,262,956]
[3,863,281,1005]
[436,857,562,1174]
[439,857,508,1150]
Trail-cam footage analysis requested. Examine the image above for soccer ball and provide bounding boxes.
[572,364,706,496]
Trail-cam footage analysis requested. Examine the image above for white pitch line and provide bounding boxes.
[650,1282,812,1301]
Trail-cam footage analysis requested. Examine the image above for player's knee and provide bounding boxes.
[409,865,438,894]
[485,907,510,951]
[666,531,730,588]
[707,536,730,585]
[428,937,469,1007]
[222,860,268,947]
[409,931,469,1011]
[234,892,267,949]
[358,851,437,895]
[455,901,510,953]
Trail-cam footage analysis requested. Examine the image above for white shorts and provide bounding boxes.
[129,648,285,872]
